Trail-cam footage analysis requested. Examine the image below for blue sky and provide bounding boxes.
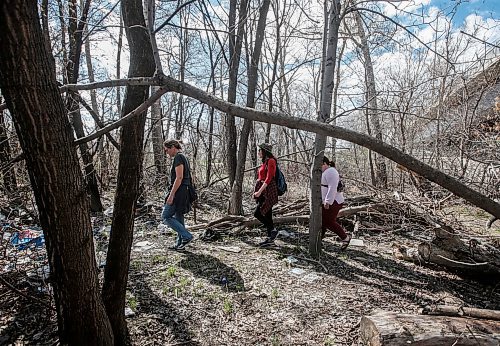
[431,0,499,26]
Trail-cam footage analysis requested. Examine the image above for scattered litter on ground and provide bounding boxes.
[133,241,154,252]
[289,267,306,276]
[302,272,321,283]
[349,238,365,247]
[284,255,298,265]
[217,246,241,253]
[125,307,136,318]
[278,229,296,238]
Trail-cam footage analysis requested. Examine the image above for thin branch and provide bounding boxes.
[74,86,169,145]
[147,0,163,75]
[61,77,156,92]
[459,30,500,49]
[346,7,455,66]
[76,94,120,149]
[0,275,55,311]
[153,0,196,34]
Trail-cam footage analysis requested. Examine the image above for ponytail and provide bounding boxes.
[322,156,335,167]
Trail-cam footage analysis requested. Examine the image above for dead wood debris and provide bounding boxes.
[1,192,500,345]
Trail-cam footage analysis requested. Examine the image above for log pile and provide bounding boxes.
[188,199,384,232]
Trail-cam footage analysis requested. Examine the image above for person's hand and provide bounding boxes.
[166,195,174,205]
[323,203,330,209]
[254,191,261,198]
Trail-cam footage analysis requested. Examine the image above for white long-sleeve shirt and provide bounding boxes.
[321,167,344,205]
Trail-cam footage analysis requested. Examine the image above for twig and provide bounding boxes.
[0,275,54,310]
[288,255,329,273]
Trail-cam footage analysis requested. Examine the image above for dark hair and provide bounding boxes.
[323,156,335,167]
[164,139,183,149]
[260,148,274,162]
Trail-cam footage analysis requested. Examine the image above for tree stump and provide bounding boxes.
[360,310,500,345]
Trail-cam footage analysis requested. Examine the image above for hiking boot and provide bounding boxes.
[176,237,193,250]
[259,237,275,247]
[269,228,278,240]
[168,237,182,250]
[340,234,351,250]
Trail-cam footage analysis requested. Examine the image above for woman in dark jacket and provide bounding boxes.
[162,139,193,250]
[254,143,279,246]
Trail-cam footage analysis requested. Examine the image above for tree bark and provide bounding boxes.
[151,86,167,176]
[355,11,387,188]
[0,97,17,193]
[309,0,342,258]
[66,0,103,212]
[361,310,500,346]
[229,0,271,215]
[0,2,113,343]
[225,0,248,187]
[101,0,156,343]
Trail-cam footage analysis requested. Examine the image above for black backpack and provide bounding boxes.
[276,164,287,196]
[337,178,344,192]
[265,158,287,196]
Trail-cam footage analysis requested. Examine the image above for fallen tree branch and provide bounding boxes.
[34,75,500,218]
[188,203,383,231]
[423,305,500,321]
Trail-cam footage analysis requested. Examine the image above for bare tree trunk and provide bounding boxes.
[225,0,248,187]
[56,0,68,84]
[355,11,387,188]
[205,32,218,187]
[101,0,155,343]
[229,0,271,215]
[116,13,123,116]
[151,86,167,177]
[309,0,342,258]
[0,2,113,343]
[66,0,103,212]
[175,13,189,139]
[0,97,17,192]
[329,39,346,161]
[40,0,51,53]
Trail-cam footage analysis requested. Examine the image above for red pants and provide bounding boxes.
[322,202,347,240]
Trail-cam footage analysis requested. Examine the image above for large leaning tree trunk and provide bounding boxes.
[63,72,500,220]
[0,2,113,344]
[229,0,271,215]
[101,0,156,343]
[309,0,342,258]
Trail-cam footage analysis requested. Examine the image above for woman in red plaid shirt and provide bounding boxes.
[254,143,279,246]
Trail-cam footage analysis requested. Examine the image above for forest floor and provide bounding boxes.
[1,192,499,345]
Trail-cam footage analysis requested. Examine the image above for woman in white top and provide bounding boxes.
[321,156,351,249]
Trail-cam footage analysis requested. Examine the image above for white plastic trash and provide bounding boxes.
[349,238,364,247]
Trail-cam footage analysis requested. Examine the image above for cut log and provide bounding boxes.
[423,305,500,321]
[360,309,500,346]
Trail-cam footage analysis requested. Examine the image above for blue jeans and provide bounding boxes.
[162,203,193,245]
